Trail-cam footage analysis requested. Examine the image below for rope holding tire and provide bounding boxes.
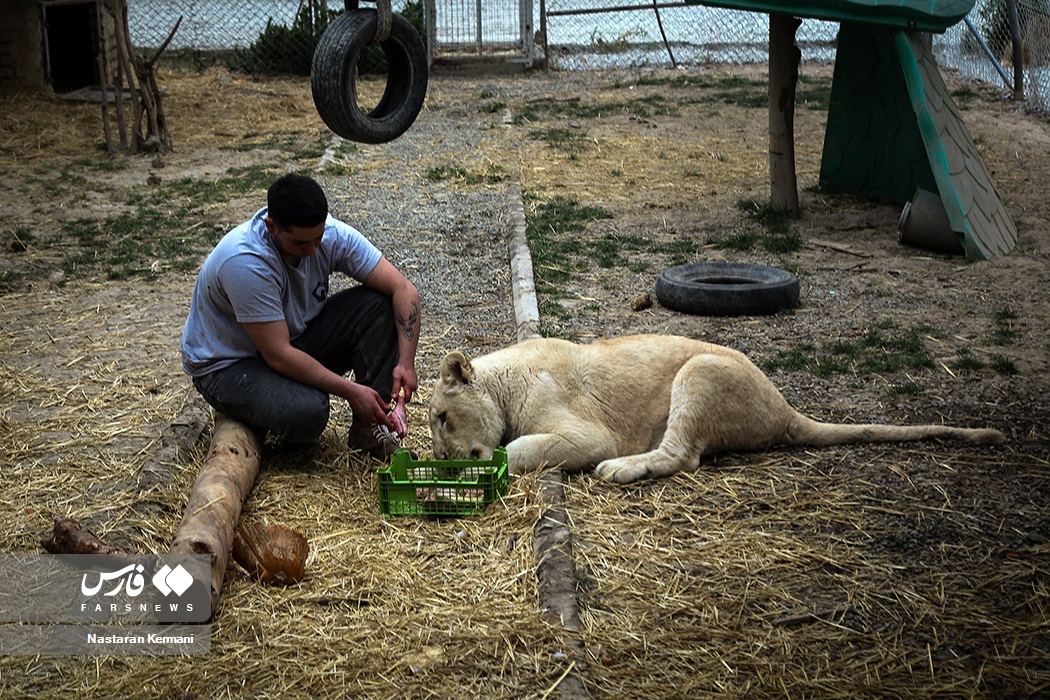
[312,7,428,144]
[375,0,392,43]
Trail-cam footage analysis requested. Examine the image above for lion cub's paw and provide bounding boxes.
[595,457,649,484]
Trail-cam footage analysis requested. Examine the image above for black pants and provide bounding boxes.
[192,287,398,443]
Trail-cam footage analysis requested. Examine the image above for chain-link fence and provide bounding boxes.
[541,2,838,68]
[540,0,1050,113]
[127,0,1050,113]
[128,0,420,72]
[939,0,1050,111]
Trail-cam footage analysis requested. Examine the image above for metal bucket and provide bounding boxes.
[897,188,965,256]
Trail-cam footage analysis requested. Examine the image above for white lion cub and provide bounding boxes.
[428,334,1004,484]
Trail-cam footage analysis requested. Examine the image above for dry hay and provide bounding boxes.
[0,69,329,163]
[0,282,573,698]
[2,64,1050,699]
[562,448,1050,697]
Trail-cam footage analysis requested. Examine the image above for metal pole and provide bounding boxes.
[540,0,549,71]
[545,1,690,16]
[963,16,1014,89]
[1007,0,1025,100]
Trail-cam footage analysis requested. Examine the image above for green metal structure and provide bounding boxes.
[685,0,1018,259]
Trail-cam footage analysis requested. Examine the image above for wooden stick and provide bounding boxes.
[169,412,263,612]
[96,54,114,152]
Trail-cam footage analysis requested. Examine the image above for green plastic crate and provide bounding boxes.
[377,448,509,517]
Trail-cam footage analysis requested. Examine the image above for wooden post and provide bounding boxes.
[170,412,263,613]
[1008,0,1025,101]
[768,13,802,218]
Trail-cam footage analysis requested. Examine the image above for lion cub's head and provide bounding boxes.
[429,351,502,461]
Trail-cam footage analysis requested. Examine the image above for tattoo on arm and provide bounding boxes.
[397,300,420,341]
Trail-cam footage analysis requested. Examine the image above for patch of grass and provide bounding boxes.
[763,324,934,378]
[539,299,573,322]
[634,74,720,89]
[9,226,36,247]
[632,73,830,110]
[796,74,833,111]
[526,196,614,287]
[630,74,764,104]
[707,231,760,251]
[425,164,506,185]
[527,127,591,155]
[950,86,980,108]
[708,76,768,108]
[991,306,1019,345]
[53,165,285,282]
[538,323,574,340]
[332,141,359,157]
[950,348,985,371]
[223,130,330,160]
[515,94,680,125]
[0,269,32,293]
[426,165,469,181]
[324,163,353,176]
[738,198,792,234]
[761,232,803,254]
[887,381,924,397]
[62,208,203,280]
[700,199,803,254]
[990,354,1018,375]
[653,237,706,266]
[479,100,507,114]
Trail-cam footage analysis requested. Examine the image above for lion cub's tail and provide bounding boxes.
[784,414,1005,447]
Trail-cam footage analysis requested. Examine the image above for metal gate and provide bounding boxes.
[424,0,535,66]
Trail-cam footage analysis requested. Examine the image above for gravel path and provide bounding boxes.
[319,102,518,373]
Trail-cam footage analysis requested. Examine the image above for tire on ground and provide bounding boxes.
[311,10,428,144]
[655,262,800,316]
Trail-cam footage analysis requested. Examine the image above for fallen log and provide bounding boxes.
[169,412,263,613]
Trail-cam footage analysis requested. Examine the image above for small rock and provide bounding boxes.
[631,292,653,311]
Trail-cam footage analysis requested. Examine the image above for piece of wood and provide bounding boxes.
[170,412,263,612]
[99,0,176,153]
[41,517,125,555]
[808,237,873,258]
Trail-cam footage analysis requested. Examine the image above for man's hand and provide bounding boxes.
[346,382,395,429]
[391,362,418,406]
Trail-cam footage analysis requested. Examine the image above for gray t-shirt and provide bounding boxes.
[180,207,382,377]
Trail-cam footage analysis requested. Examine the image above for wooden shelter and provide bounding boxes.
[0,0,121,92]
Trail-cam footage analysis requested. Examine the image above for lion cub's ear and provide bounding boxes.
[440,351,475,385]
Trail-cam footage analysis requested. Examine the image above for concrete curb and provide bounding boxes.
[507,180,541,343]
[506,180,590,699]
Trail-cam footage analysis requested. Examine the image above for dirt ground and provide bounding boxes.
[0,60,1048,698]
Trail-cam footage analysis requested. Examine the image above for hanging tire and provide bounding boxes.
[655,262,800,316]
[311,9,428,144]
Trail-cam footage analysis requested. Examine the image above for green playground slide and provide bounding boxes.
[683,0,1016,259]
[684,0,975,32]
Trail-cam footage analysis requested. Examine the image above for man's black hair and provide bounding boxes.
[267,174,329,230]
